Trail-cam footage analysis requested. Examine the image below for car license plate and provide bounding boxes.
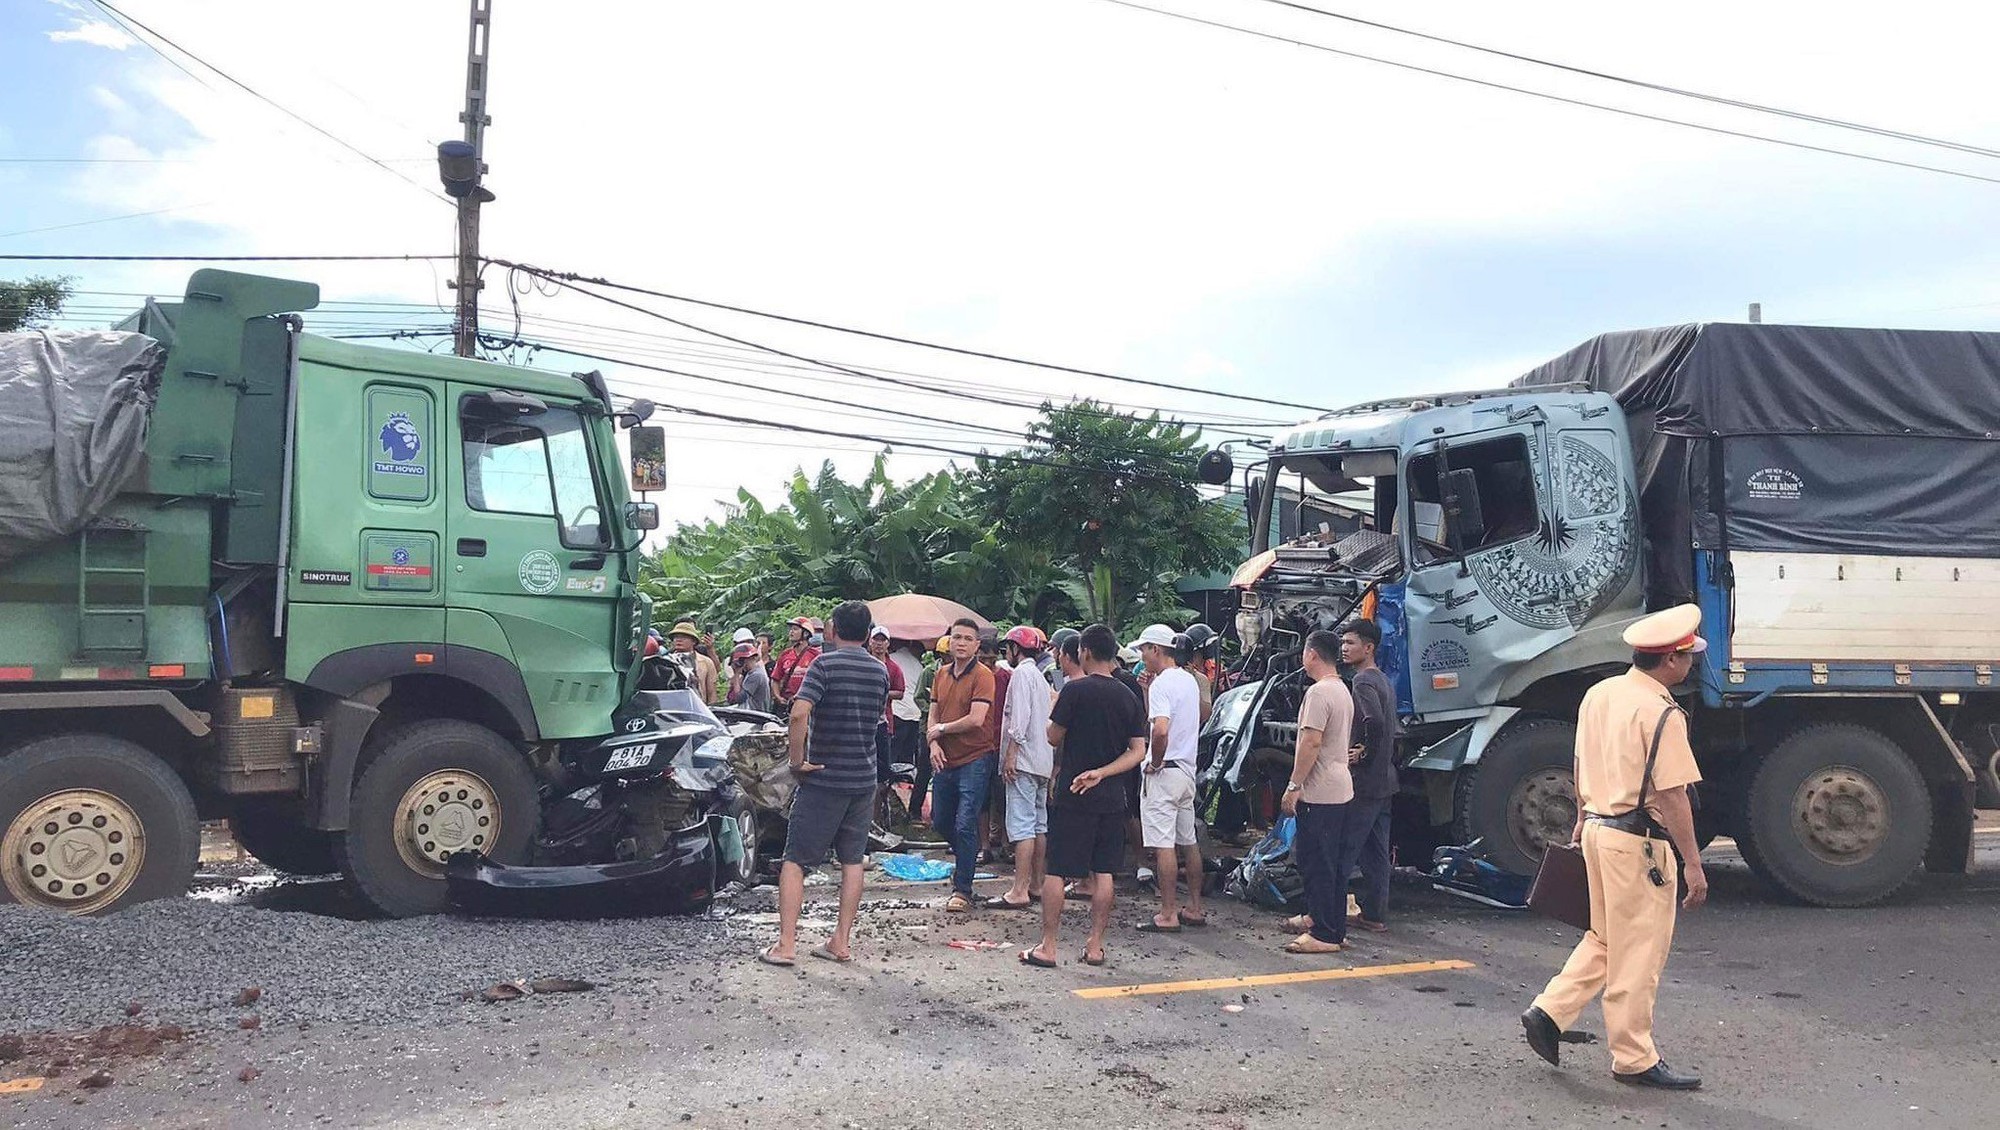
[603,742,657,772]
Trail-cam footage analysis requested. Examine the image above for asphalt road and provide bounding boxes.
[5,828,1997,1129]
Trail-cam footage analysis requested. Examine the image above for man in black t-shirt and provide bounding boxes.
[1020,625,1147,970]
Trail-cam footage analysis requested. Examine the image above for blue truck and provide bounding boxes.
[1200,323,1997,906]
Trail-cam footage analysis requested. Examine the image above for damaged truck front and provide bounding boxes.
[0,270,768,921]
[1204,325,1995,906]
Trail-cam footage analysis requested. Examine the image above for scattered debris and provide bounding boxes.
[78,1069,113,1091]
[945,940,1004,951]
[0,1077,46,1095]
[479,983,526,1004]
[238,1016,262,1031]
[123,1002,144,1019]
[1558,1030,1599,1045]
[1221,1004,1245,1014]
[237,1064,260,1084]
[526,977,595,994]
[0,1035,22,1063]
[234,987,263,1008]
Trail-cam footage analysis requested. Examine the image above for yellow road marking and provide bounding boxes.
[0,1078,46,1095]
[1072,958,1475,999]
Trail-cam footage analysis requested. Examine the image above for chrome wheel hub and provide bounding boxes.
[3,789,145,914]
[394,770,501,876]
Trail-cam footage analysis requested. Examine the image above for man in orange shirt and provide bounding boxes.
[927,617,996,913]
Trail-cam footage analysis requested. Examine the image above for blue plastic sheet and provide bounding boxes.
[879,854,954,882]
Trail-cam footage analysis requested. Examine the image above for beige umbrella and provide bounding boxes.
[866,593,991,641]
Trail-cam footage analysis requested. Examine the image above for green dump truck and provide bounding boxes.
[0,270,663,917]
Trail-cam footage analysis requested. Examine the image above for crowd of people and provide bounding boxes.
[667,599,1398,969]
[663,599,1711,1090]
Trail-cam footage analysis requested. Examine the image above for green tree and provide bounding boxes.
[969,401,1241,631]
[0,275,73,333]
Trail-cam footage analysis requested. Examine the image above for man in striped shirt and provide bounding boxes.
[762,600,887,967]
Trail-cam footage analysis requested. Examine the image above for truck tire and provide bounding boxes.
[228,803,338,876]
[336,720,539,918]
[0,734,200,916]
[1454,717,1577,877]
[1739,723,1931,907]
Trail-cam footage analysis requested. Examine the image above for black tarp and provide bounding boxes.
[1512,323,2000,607]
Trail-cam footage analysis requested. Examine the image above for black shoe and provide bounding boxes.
[1520,1007,1561,1067]
[1615,1061,1702,1091]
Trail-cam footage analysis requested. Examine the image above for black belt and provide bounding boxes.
[1585,810,1665,839]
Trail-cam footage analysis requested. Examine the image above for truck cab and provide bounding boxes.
[0,271,661,917]
[1207,386,1649,877]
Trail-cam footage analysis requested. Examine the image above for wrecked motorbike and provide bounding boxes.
[445,653,761,917]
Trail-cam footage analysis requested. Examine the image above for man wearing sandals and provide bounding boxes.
[989,626,1054,911]
[1022,625,1149,969]
[1132,624,1209,933]
[928,618,998,914]
[1281,630,1357,955]
[763,601,889,967]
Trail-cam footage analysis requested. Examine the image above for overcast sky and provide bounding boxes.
[7,0,2000,526]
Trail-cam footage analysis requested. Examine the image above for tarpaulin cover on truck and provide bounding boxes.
[0,330,162,564]
[1512,323,2000,606]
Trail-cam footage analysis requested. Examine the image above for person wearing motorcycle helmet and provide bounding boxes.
[727,641,772,713]
[773,616,821,708]
[1047,627,1081,691]
[991,625,1055,909]
[1173,632,1215,726]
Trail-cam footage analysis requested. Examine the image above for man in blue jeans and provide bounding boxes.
[927,617,996,912]
[1340,618,1400,932]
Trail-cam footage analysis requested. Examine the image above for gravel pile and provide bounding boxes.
[0,892,763,1034]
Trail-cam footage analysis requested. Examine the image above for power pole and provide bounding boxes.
[1748,302,1763,324]
[450,0,494,358]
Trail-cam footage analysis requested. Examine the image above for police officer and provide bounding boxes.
[1521,604,1708,1091]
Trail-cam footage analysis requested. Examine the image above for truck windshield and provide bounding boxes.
[463,403,610,549]
[1251,450,1393,554]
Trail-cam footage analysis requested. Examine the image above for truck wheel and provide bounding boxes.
[1739,723,1931,907]
[336,720,539,918]
[1454,718,1577,877]
[228,803,338,876]
[0,734,200,916]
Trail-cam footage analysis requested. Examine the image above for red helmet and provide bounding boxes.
[788,616,813,631]
[731,642,759,661]
[1004,625,1046,652]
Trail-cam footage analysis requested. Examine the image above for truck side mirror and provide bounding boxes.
[625,501,660,531]
[616,399,656,429]
[1197,446,1234,485]
[1442,467,1486,550]
[629,425,666,493]
[1244,475,1263,526]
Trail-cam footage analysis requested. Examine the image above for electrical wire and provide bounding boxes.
[503,270,1301,434]
[0,253,454,262]
[489,258,1331,413]
[89,1,449,206]
[1244,0,2000,161]
[1090,0,2000,188]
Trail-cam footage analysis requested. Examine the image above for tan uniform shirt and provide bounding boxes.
[1295,675,1355,805]
[1574,668,1702,816]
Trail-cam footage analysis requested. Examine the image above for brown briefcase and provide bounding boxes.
[1527,841,1592,931]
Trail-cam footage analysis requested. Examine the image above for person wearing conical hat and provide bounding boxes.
[1522,604,1710,1091]
[668,621,719,704]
